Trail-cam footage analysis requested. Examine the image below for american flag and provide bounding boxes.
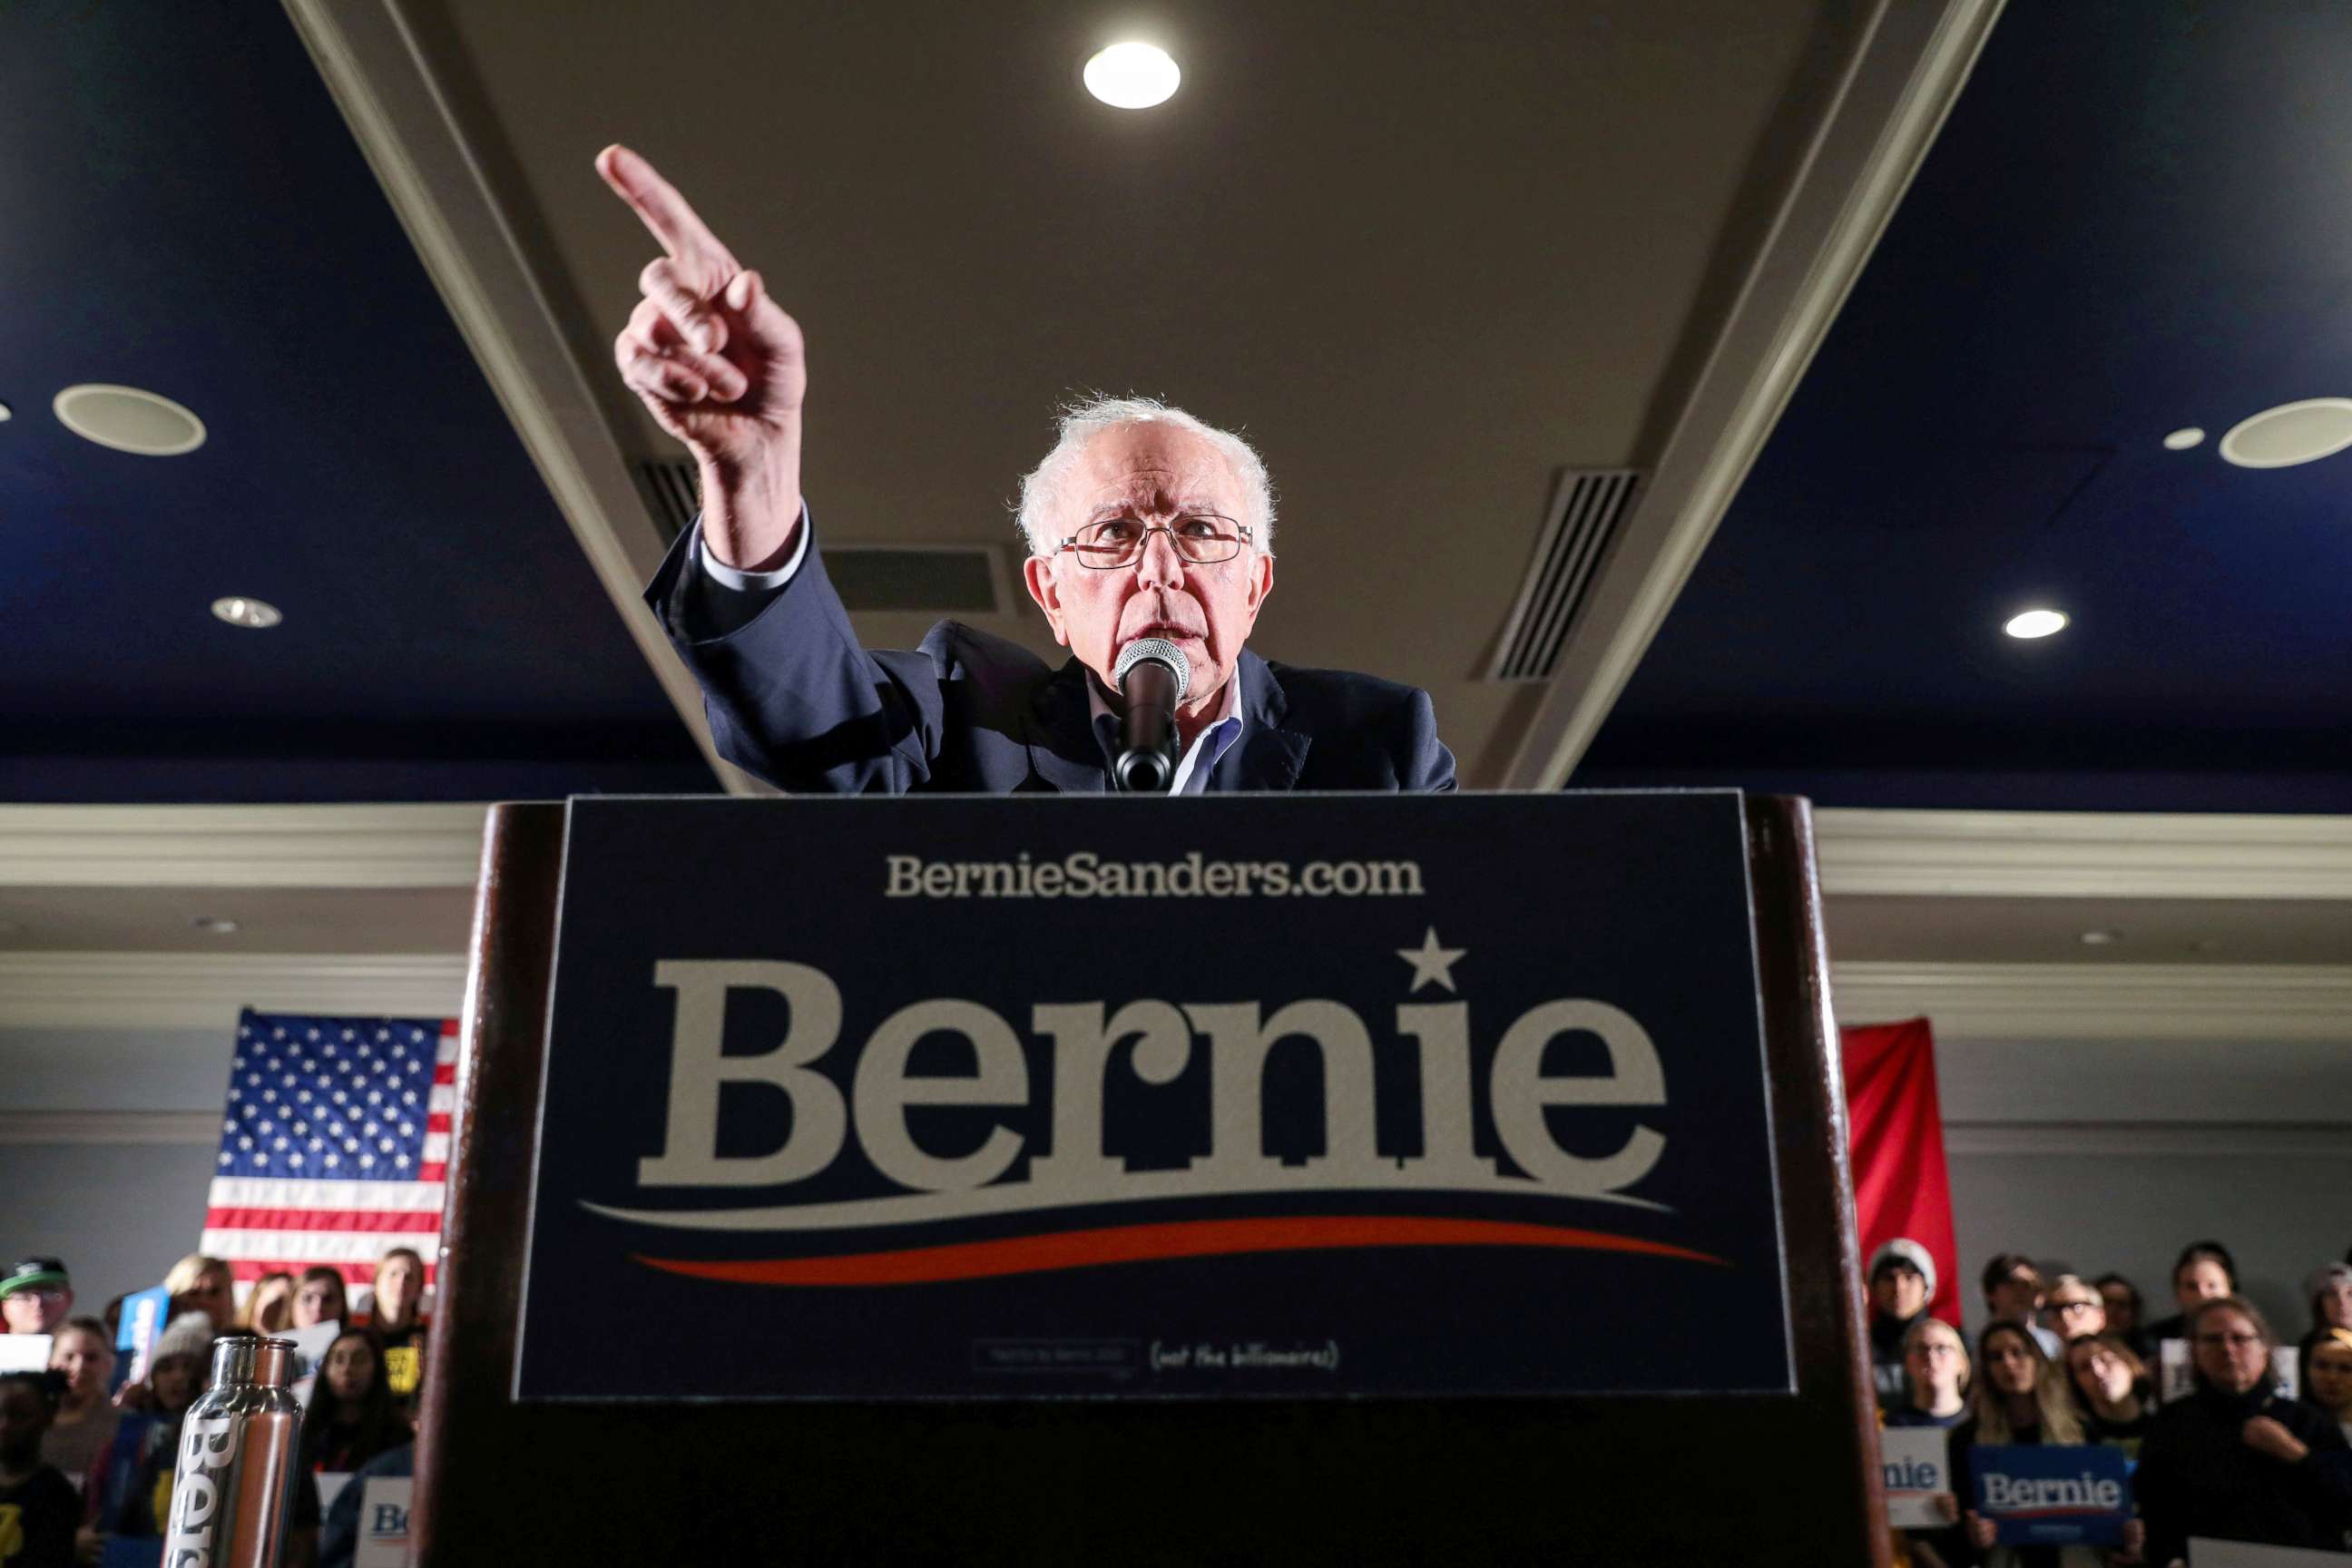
[201,1009,458,1294]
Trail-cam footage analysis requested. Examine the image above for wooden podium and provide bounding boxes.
[412,794,1886,1565]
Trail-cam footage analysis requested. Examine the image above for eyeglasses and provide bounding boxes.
[2053,1299,2102,1315]
[1054,514,1259,569]
[2194,1332,2264,1348]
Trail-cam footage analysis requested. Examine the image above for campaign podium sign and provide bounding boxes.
[1972,1444,2133,1546]
[515,792,1790,1401]
[413,793,1887,1565]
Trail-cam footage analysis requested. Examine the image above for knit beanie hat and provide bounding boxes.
[1868,1238,1938,1306]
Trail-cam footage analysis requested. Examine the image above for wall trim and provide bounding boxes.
[0,804,490,888]
[0,953,467,1029]
[1504,0,2006,787]
[0,1111,225,1146]
[1833,961,2352,1041]
[1816,808,2352,899]
[1943,1122,2352,1158]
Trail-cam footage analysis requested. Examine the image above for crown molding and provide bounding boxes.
[0,953,466,1029]
[1814,808,2352,900]
[1504,0,2006,787]
[1832,961,2352,1041]
[0,1111,225,1146]
[1942,1122,2352,1158]
[0,804,491,888]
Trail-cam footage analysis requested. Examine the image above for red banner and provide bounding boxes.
[1840,1017,1960,1325]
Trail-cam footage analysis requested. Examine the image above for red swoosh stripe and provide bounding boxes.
[637,1215,1729,1287]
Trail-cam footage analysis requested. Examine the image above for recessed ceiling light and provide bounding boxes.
[2217,397,2352,468]
[2078,929,2121,946]
[192,916,240,935]
[211,596,282,630]
[2161,426,2204,450]
[0,402,13,422]
[53,383,207,456]
[1084,43,1180,109]
[2004,608,2068,639]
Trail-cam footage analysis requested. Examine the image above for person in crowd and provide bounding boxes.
[292,1268,349,1331]
[37,1319,116,1494]
[2294,1262,2352,1400]
[2063,1333,2153,1457]
[1980,1254,2063,1358]
[2136,1295,2352,1563]
[1941,1321,2139,1567]
[0,1371,78,1568]
[2305,1327,2352,1450]
[239,1270,296,1336]
[2141,1241,2236,1349]
[1890,1317,1973,1430]
[2094,1274,2148,1357]
[1869,1239,1939,1410]
[317,1439,414,1568]
[0,1259,74,1338]
[160,1254,234,1332]
[359,1250,428,1406]
[83,1312,211,1544]
[299,1332,406,1477]
[2043,1275,2106,1345]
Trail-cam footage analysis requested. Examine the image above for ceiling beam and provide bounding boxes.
[1503,0,2006,789]
[280,0,764,795]
[0,804,487,888]
[1831,961,2352,1041]
[1815,808,2352,900]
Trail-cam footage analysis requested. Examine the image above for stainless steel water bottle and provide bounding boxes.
[162,1334,305,1568]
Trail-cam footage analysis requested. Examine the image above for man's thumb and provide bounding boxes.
[726,270,762,312]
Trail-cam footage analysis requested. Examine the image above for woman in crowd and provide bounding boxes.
[2295,1263,2352,1400]
[84,1311,212,1544]
[161,1253,234,1331]
[1943,1321,2141,1567]
[2306,1328,2352,1449]
[361,1249,429,1406]
[2141,1241,2236,1349]
[2095,1275,2147,1357]
[1891,1318,1972,1429]
[2063,1334,2153,1456]
[292,1267,350,1330]
[2136,1296,2352,1563]
[38,1318,117,1490]
[239,1269,296,1335]
[299,1331,407,1476]
[2043,1276,2107,1346]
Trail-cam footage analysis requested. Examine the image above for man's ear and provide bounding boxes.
[1023,554,1071,647]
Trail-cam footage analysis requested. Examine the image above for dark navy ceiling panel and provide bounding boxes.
[1577,0,2352,812]
[0,0,713,801]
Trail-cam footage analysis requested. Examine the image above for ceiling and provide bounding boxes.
[1574,0,2352,812]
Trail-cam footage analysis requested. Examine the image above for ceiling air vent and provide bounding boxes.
[632,457,1013,615]
[1485,467,1642,681]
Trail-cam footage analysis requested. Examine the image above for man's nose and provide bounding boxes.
[1132,525,1187,588]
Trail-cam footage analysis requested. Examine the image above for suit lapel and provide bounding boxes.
[1021,660,1109,794]
[1217,652,1311,791]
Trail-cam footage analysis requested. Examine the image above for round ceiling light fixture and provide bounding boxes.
[2078,929,2121,946]
[53,383,207,456]
[2161,426,2204,450]
[191,916,241,935]
[0,402,14,422]
[2216,397,2352,468]
[2004,608,2068,640]
[211,595,282,630]
[1083,42,1181,108]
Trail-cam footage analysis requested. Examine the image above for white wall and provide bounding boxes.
[0,1141,221,1312]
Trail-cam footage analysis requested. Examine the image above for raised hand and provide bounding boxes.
[599,143,806,568]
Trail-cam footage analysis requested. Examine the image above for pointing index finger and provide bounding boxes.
[597,143,740,282]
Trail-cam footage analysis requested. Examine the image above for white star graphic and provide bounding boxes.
[1396,927,1466,994]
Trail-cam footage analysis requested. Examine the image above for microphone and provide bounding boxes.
[1111,637,1191,794]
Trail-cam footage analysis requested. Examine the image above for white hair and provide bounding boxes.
[1012,394,1276,557]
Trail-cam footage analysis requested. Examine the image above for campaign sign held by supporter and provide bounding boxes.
[112,1286,169,1389]
[1970,1445,2132,1546]
[1878,1427,1955,1530]
[517,793,1792,1400]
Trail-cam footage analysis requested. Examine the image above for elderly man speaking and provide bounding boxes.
[603,145,1455,795]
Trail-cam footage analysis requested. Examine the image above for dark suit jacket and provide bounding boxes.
[644,526,1457,794]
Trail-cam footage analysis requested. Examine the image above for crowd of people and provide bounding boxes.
[1867,1238,2352,1565]
[0,1250,428,1568]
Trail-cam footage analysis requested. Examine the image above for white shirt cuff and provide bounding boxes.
[691,499,812,592]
